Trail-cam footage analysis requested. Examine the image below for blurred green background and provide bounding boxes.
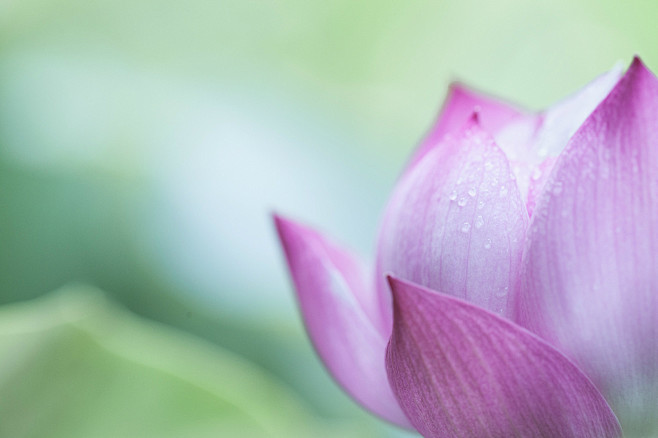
[0,1,656,436]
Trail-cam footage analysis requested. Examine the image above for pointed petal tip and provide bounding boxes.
[272,213,324,271]
[630,54,644,69]
[272,211,302,230]
[272,210,287,228]
[272,211,284,232]
[446,82,498,120]
[444,82,507,122]
[387,274,426,297]
[272,212,298,247]
[386,275,420,310]
[447,80,467,94]
[626,54,656,81]
[273,213,315,244]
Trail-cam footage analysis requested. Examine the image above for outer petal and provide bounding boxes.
[376,116,528,329]
[516,57,658,434]
[386,276,622,438]
[273,215,410,427]
[407,83,525,172]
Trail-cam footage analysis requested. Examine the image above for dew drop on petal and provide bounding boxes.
[468,187,477,197]
[531,167,542,181]
[449,190,458,201]
[461,222,471,233]
[495,287,509,298]
[484,239,492,249]
[477,200,485,210]
[474,215,484,229]
[458,197,468,207]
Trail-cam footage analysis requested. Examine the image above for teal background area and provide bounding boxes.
[0,1,656,436]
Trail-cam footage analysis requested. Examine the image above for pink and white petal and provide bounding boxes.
[516,57,658,434]
[529,62,623,160]
[376,116,528,329]
[386,276,622,438]
[495,64,622,208]
[407,83,526,172]
[274,215,410,427]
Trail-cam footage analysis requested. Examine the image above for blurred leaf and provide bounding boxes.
[0,286,361,438]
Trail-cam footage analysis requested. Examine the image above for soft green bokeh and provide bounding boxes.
[0,1,657,436]
[0,286,366,438]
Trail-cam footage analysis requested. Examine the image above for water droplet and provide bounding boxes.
[531,167,542,181]
[461,222,471,233]
[468,187,477,197]
[458,197,468,207]
[495,287,509,298]
[485,161,494,171]
[484,239,492,249]
[509,172,517,181]
[477,200,485,210]
[499,185,508,197]
[474,215,484,229]
[449,190,458,201]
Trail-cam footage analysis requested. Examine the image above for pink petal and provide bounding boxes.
[386,276,622,438]
[376,116,528,329]
[516,57,658,434]
[407,83,526,172]
[273,215,410,427]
